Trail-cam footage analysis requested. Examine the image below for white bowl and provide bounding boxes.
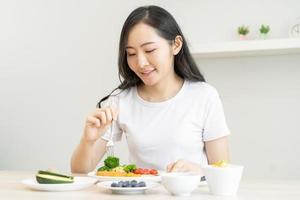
[203,164,243,196]
[161,172,201,196]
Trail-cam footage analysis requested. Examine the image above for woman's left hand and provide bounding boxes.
[166,159,204,175]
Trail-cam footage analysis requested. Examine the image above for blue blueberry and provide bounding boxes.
[137,181,146,187]
[110,180,144,188]
[130,183,137,187]
[122,181,130,187]
[115,181,123,187]
[111,182,118,187]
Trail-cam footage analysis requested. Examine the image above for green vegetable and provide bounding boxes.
[37,170,73,179]
[238,25,249,35]
[123,164,137,173]
[259,24,270,34]
[36,170,74,184]
[104,156,119,168]
[97,166,111,171]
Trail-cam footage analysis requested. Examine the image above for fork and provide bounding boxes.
[106,123,114,156]
[106,96,118,157]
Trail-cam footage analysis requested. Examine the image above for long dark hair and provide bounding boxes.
[98,5,205,108]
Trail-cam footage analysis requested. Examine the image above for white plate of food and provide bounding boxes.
[91,156,162,182]
[97,180,159,194]
[22,170,97,192]
[22,177,97,192]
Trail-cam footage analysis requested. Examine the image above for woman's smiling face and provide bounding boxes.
[126,23,176,86]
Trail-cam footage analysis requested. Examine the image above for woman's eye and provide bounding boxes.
[145,49,156,53]
[127,53,136,57]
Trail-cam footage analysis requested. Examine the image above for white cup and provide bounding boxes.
[203,164,243,196]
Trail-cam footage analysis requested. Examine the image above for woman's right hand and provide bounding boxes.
[82,107,118,144]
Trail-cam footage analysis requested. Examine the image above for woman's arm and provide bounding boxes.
[166,136,230,174]
[71,107,117,173]
[204,136,230,164]
[71,137,107,173]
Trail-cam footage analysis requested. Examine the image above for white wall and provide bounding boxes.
[0,0,299,179]
[198,55,300,179]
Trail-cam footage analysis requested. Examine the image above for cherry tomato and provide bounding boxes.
[133,168,142,174]
[150,169,158,175]
[134,168,158,175]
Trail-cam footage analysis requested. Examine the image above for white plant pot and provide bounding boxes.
[239,34,248,40]
[259,33,269,39]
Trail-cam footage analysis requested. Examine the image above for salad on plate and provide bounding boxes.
[88,156,161,182]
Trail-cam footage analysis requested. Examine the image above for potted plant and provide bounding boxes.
[238,25,249,40]
[259,24,270,39]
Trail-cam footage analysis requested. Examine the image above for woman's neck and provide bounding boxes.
[137,74,184,102]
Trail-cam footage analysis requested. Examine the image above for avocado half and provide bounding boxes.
[36,170,74,184]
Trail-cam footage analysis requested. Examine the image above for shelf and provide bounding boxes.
[191,38,300,58]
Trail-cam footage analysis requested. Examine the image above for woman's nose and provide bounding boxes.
[137,53,149,68]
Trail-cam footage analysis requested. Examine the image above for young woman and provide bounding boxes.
[71,5,230,174]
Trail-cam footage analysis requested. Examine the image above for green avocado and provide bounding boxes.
[36,170,74,184]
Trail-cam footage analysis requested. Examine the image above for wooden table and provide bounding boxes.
[1,171,300,200]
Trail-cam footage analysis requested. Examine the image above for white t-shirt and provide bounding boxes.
[101,80,230,170]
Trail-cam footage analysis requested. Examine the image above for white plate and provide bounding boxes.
[22,177,97,192]
[88,171,162,182]
[97,180,159,194]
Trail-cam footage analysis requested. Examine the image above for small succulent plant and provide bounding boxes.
[238,26,249,35]
[259,24,270,34]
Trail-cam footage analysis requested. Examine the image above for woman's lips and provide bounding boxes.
[140,69,156,77]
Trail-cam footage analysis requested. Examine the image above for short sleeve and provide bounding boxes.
[202,89,230,141]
